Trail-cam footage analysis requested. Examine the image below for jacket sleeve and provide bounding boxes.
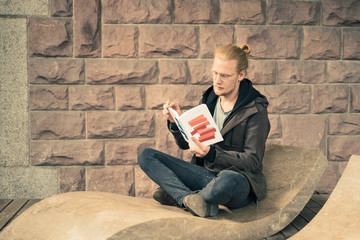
[167,120,190,150]
[207,107,270,173]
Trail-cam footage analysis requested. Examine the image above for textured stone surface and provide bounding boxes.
[268,0,320,25]
[343,28,360,59]
[103,0,172,24]
[327,61,360,83]
[188,60,213,85]
[313,85,348,113]
[116,86,145,110]
[0,0,48,15]
[0,167,58,199]
[268,114,281,139]
[50,0,72,17]
[220,0,265,24]
[87,167,135,195]
[290,155,360,239]
[328,115,360,135]
[139,26,198,58]
[159,60,188,84]
[31,112,85,140]
[0,145,327,240]
[0,19,29,167]
[29,18,73,57]
[31,140,104,166]
[87,111,155,138]
[30,86,68,110]
[29,58,85,84]
[235,26,300,59]
[257,85,311,114]
[199,26,234,58]
[59,167,86,193]
[351,85,360,112]
[103,25,138,58]
[105,139,155,165]
[74,0,101,57]
[174,0,219,23]
[69,86,115,110]
[86,60,158,84]
[303,27,341,60]
[322,0,360,26]
[248,60,276,85]
[134,165,159,198]
[327,136,360,161]
[277,61,326,84]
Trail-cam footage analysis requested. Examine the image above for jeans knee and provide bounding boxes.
[217,170,250,193]
[138,148,155,167]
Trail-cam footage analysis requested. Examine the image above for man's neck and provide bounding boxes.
[220,91,239,112]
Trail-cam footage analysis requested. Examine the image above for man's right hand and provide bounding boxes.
[163,100,181,123]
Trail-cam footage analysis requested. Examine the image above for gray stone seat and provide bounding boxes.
[0,144,327,240]
[289,154,360,240]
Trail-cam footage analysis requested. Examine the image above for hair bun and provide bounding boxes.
[239,44,251,55]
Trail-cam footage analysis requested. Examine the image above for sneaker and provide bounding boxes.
[153,187,177,206]
[183,194,219,217]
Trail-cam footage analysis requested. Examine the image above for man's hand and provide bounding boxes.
[190,137,210,158]
[163,100,181,123]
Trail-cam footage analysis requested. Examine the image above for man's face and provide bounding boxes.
[211,57,244,97]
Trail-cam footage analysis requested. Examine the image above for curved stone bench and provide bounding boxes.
[289,154,360,239]
[0,144,327,240]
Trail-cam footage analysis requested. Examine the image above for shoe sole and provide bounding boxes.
[183,194,218,217]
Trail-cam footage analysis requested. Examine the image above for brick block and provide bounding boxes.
[256,85,311,114]
[351,85,360,112]
[328,115,360,135]
[116,85,145,110]
[188,60,213,85]
[268,114,281,139]
[316,161,339,194]
[268,0,320,25]
[313,85,348,113]
[29,58,85,84]
[103,0,171,24]
[139,26,198,58]
[74,0,101,57]
[146,85,208,110]
[220,0,265,24]
[69,86,115,110]
[60,167,86,193]
[87,166,135,196]
[155,112,184,159]
[29,18,73,57]
[328,61,360,83]
[323,0,360,26]
[277,60,326,84]
[87,111,155,138]
[105,139,155,165]
[86,59,158,84]
[199,25,234,58]
[134,165,158,198]
[174,0,219,23]
[103,25,138,58]
[343,28,360,60]
[282,115,326,152]
[30,86,68,110]
[50,0,72,17]
[159,60,188,84]
[247,60,276,85]
[31,112,85,140]
[31,140,104,166]
[328,136,360,161]
[303,27,341,59]
[235,26,300,59]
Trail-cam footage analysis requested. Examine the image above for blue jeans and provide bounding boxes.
[138,148,255,208]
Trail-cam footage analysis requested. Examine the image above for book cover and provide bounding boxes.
[168,104,224,148]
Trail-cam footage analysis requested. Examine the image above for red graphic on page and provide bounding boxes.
[188,114,216,143]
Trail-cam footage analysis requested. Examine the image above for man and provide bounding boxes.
[138,44,270,217]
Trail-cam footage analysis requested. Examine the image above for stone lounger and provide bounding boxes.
[0,144,327,240]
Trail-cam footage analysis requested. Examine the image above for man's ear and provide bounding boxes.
[238,70,246,82]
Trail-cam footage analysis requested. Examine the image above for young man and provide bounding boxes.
[138,44,270,217]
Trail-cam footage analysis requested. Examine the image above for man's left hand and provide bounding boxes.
[190,137,210,158]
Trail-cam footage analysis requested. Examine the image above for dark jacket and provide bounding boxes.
[168,80,270,201]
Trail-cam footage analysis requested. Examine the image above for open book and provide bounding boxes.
[169,104,223,148]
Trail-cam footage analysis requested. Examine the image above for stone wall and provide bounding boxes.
[1,0,359,198]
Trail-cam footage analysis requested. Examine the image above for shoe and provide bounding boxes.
[183,194,219,217]
[153,187,177,206]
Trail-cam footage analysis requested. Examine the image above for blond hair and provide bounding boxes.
[214,44,251,73]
